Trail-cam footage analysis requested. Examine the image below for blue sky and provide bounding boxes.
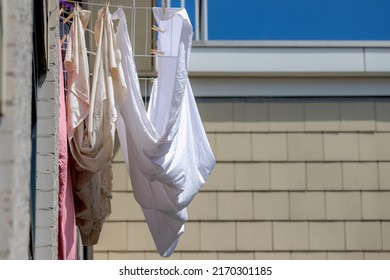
[157,0,390,40]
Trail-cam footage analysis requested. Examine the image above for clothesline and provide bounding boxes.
[63,0,157,10]
[60,1,162,57]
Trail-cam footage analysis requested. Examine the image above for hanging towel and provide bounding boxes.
[65,4,126,245]
[113,7,215,257]
[58,40,77,260]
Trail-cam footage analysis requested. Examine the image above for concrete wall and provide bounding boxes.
[94,99,390,260]
[0,0,32,260]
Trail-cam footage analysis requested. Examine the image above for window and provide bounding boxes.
[157,0,390,42]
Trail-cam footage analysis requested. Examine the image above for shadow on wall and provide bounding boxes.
[196,99,390,133]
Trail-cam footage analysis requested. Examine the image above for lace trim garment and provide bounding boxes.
[65,4,126,245]
[113,7,215,257]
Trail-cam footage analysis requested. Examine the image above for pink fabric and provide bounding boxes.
[58,41,77,260]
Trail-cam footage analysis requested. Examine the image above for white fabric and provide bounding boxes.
[65,5,90,144]
[65,5,126,245]
[113,7,215,257]
[66,5,127,172]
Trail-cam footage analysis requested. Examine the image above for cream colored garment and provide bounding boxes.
[65,5,126,245]
[67,5,126,172]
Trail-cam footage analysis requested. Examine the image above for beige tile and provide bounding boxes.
[93,252,109,260]
[307,163,343,190]
[112,163,129,192]
[108,252,145,260]
[376,102,390,131]
[290,192,325,220]
[271,163,306,190]
[291,252,327,260]
[188,192,217,220]
[340,102,375,131]
[233,102,268,132]
[127,222,156,251]
[304,102,340,132]
[323,133,359,161]
[218,192,253,220]
[200,222,236,251]
[360,133,390,161]
[176,223,200,251]
[254,193,289,220]
[327,252,364,260]
[362,192,390,220]
[109,192,144,221]
[346,222,381,250]
[198,102,234,132]
[252,133,288,161]
[237,222,272,251]
[364,253,390,260]
[218,253,255,260]
[274,222,309,250]
[216,133,251,161]
[326,192,361,220]
[94,222,127,251]
[288,133,323,161]
[182,253,218,260]
[255,252,291,260]
[269,103,305,132]
[235,163,270,190]
[206,133,217,156]
[203,163,234,191]
[145,252,182,260]
[113,134,125,163]
[379,163,390,190]
[382,222,390,250]
[309,222,345,250]
[343,163,378,190]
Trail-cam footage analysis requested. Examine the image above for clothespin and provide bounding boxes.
[63,12,74,24]
[151,25,165,33]
[162,0,166,14]
[60,34,67,47]
[150,49,164,55]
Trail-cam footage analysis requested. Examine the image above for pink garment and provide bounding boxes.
[58,41,77,260]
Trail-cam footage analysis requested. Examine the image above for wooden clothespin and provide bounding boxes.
[162,0,166,14]
[60,34,67,47]
[63,12,74,24]
[150,49,164,55]
[151,25,165,33]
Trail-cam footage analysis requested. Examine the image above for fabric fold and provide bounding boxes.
[113,7,215,257]
[65,4,126,246]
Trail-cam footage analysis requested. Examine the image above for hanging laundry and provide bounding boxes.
[113,7,215,257]
[64,4,126,245]
[58,40,77,260]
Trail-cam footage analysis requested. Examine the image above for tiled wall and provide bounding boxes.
[94,100,390,260]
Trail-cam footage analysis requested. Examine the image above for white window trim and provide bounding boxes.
[189,46,390,77]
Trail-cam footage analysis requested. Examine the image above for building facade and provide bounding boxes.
[1,0,390,260]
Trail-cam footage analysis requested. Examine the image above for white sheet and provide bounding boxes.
[113,7,215,257]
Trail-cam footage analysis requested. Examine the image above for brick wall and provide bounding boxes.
[94,100,390,260]
[34,0,60,260]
